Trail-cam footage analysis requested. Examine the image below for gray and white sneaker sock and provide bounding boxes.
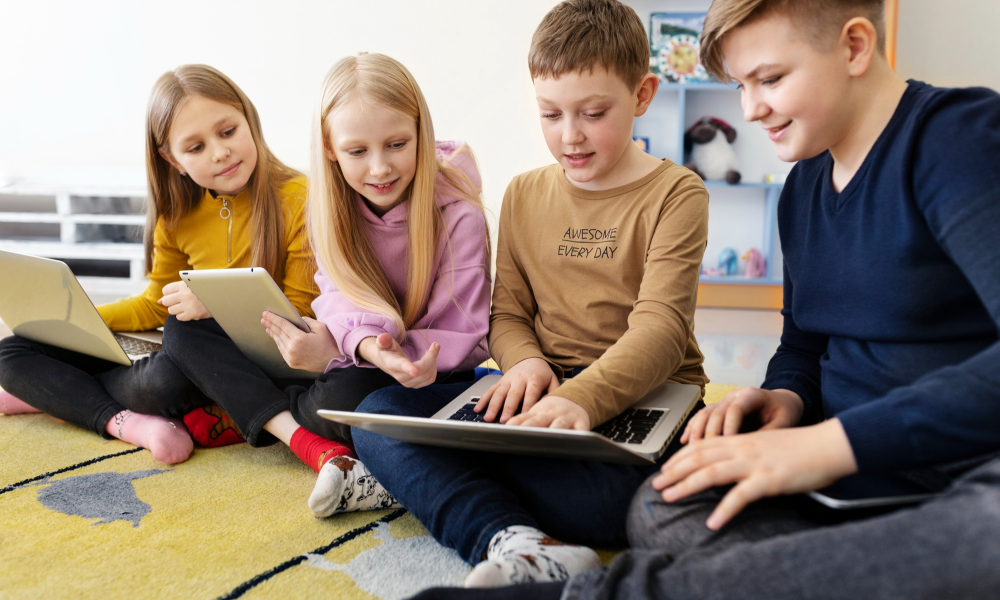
[464,525,601,588]
[308,456,400,517]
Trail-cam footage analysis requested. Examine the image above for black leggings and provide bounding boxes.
[0,334,208,437]
[161,316,474,447]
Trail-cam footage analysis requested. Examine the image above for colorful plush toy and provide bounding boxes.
[684,117,742,184]
[742,248,766,278]
[718,247,739,276]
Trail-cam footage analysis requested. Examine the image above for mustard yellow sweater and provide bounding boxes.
[97,176,317,331]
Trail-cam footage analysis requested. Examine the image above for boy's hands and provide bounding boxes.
[262,311,341,372]
[475,357,559,423]
[159,281,211,321]
[654,419,859,530]
[359,333,439,388]
[505,395,591,430]
[681,387,804,444]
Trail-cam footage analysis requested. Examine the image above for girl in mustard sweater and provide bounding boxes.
[0,65,348,470]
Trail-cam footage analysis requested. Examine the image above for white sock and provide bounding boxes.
[464,525,602,588]
[308,456,400,517]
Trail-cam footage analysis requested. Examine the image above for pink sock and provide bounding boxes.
[105,410,194,465]
[0,390,41,415]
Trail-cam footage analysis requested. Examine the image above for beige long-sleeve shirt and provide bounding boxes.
[489,161,709,426]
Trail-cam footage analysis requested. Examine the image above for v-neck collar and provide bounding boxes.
[823,80,921,209]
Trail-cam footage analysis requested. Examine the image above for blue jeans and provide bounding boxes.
[353,383,697,565]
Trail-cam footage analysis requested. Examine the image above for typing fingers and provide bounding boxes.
[477,381,502,413]
[507,411,554,428]
[486,379,521,422]
[520,379,545,413]
[499,383,525,424]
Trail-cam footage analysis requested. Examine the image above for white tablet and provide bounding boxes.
[180,267,319,380]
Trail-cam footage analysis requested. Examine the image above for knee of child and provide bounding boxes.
[355,385,408,415]
[626,475,723,553]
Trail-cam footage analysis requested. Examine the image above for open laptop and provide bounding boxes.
[180,267,319,380]
[319,375,702,465]
[0,249,162,365]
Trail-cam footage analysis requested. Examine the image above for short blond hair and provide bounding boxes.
[701,0,886,81]
[529,0,649,90]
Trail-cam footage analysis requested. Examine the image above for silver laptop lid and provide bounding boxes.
[0,250,131,366]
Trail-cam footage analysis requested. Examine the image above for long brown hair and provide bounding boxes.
[143,64,301,279]
[310,53,485,338]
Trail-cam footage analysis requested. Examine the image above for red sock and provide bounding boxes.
[183,404,246,448]
[290,427,354,473]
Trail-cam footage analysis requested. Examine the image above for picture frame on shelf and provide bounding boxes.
[649,12,716,84]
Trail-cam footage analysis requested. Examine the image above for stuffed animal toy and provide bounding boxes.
[684,117,742,184]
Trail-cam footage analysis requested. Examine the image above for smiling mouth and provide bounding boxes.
[366,179,398,191]
[217,161,241,177]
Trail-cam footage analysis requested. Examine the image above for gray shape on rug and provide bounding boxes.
[34,469,170,527]
[304,521,470,599]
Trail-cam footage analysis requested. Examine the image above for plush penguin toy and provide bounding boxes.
[684,117,742,184]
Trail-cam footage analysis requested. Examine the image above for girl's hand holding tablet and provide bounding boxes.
[262,311,342,373]
[359,333,439,389]
[159,281,212,321]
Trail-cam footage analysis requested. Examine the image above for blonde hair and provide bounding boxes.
[309,53,486,338]
[144,64,301,279]
[529,0,649,90]
[701,0,886,81]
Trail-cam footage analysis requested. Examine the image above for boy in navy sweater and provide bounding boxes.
[412,0,1000,598]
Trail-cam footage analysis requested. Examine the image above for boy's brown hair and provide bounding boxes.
[529,0,649,90]
[701,0,886,81]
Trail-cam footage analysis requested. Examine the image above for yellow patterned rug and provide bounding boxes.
[0,384,737,599]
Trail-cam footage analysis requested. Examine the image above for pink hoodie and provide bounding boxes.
[312,141,491,374]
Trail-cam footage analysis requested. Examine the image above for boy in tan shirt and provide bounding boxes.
[350,0,709,589]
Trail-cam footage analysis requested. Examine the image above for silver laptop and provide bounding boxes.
[0,249,162,365]
[319,375,701,465]
[180,267,319,380]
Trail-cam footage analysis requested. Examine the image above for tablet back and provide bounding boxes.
[181,268,319,380]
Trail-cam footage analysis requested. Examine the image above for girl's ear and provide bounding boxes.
[158,147,185,174]
[323,139,338,163]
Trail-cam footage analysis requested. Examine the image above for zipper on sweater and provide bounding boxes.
[217,196,232,263]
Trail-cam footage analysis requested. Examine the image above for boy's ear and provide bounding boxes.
[842,16,879,77]
[633,73,660,118]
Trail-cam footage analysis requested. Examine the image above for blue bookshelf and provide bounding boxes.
[657,82,784,287]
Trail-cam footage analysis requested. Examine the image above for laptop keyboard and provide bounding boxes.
[114,335,162,356]
[447,397,522,423]
[447,397,665,445]
[592,408,666,445]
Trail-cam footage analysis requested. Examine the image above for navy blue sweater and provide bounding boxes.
[761,81,1000,473]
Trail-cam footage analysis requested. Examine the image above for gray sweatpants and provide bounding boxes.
[562,455,1000,600]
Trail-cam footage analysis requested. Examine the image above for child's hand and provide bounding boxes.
[653,419,859,530]
[360,333,439,388]
[681,387,804,444]
[159,281,212,321]
[475,357,559,423]
[262,312,342,372]
[505,395,591,430]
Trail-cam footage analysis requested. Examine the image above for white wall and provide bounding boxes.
[0,0,561,224]
[897,0,1000,91]
[2,0,997,226]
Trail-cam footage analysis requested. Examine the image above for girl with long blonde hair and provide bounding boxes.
[259,52,491,514]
